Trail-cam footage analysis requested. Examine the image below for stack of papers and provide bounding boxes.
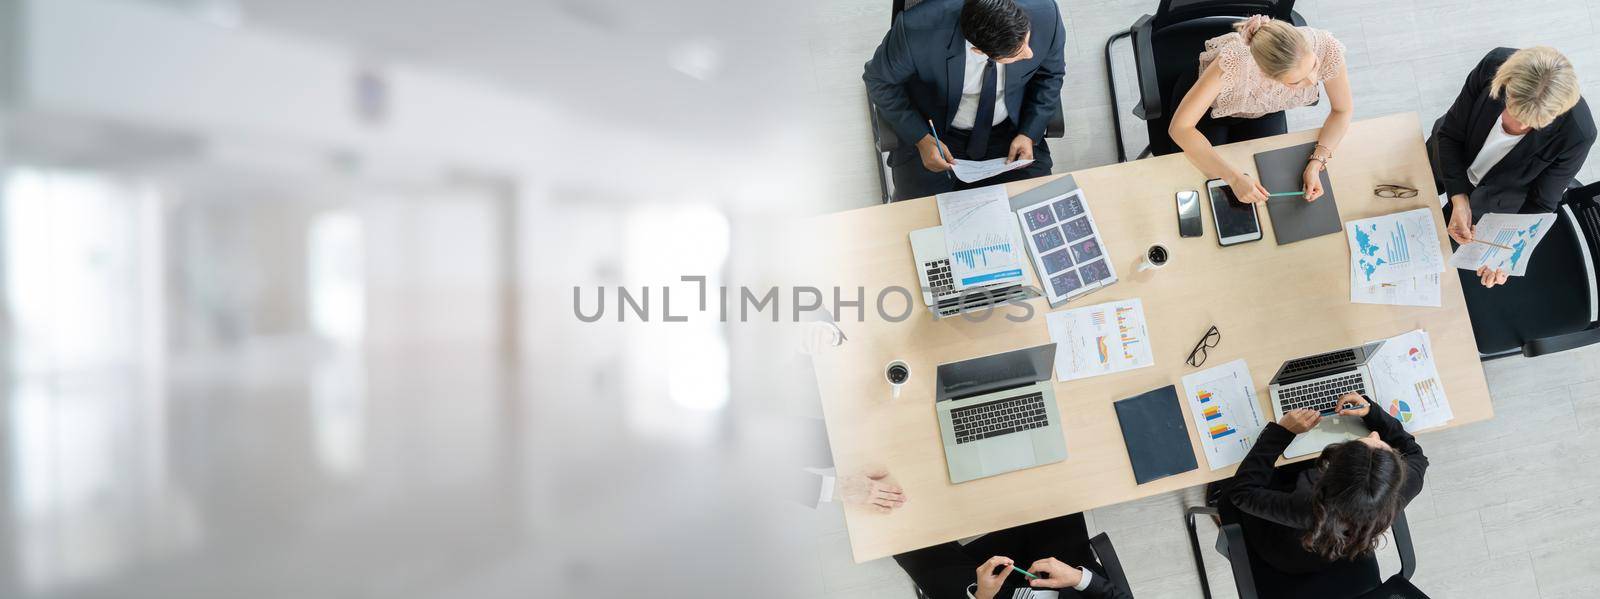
[1044,298,1153,381]
[1448,212,1558,275]
[1366,329,1453,432]
[935,186,1026,289]
[1346,208,1446,306]
[1180,359,1268,470]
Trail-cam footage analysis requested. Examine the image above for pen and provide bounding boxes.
[1468,237,1514,251]
[1010,565,1039,580]
[1266,191,1305,197]
[927,119,955,181]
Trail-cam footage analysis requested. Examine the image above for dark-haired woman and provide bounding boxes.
[1224,393,1428,575]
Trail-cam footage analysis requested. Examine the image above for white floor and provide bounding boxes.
[802,1,1600,597]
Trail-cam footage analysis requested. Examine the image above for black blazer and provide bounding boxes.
[862,0,1067,148]
[1430,47,1596,215]
[1226,401,1429,575]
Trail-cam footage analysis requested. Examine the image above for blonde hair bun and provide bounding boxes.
[1492,46,1581,129]
[1233,16,1308,78]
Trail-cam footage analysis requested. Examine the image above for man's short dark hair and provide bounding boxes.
[960,0,1031,59]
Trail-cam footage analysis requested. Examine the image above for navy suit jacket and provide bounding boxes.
[863,0,1067,148]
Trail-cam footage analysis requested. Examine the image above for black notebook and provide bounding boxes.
[1253,141,1342,245]
[1113,385,1199,485]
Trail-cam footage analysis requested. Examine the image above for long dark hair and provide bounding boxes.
[1302,440,1407,561]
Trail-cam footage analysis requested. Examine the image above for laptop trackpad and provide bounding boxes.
[979,438,1037,475]
[1285,416,1366,458]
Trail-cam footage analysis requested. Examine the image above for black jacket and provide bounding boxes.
[1429,47,1596,215]
[862,0,1067,147]
[1226,401,1429,574]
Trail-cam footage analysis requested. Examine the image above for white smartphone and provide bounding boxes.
[1207,178,1262,246]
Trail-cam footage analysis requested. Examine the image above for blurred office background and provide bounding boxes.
[18,1,1600,598]
[0,0,834,597]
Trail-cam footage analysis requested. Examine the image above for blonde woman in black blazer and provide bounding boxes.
[1427,46,1596,287]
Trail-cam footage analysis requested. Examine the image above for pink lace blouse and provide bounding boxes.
[1198,27,1346,119]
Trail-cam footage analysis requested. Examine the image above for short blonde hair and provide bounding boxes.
[1236,16,1308,78]
[1492,46,1581,128]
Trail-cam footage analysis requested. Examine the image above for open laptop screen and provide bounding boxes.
[936,344,1056,402]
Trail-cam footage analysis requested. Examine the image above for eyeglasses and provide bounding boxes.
[1187,325,1221,367]
[1374,184,1419,199]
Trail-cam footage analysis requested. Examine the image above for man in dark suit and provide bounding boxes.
[864,0,1066,201]
[1427,46,1596,287]
[893,513,1133,599]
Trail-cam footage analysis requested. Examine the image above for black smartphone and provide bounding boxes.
[1176,190,1203,237]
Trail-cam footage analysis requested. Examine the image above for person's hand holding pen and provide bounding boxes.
[1335,392,1371,417]
[916,134,955,173]
[919,119,957,178]
[973,556,1015,599]
[1300,161,1325,202]
[1026,558,1085,590]
[1447,195,1475,245]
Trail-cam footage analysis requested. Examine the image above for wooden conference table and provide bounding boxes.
[806,113,1494,563]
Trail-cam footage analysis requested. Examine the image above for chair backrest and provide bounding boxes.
[1353,575,1433,599]
[1562,181,1600,324]
[1153,0,1297,30]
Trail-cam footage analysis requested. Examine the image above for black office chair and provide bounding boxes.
[868,0,1067,203]
[1103,0,1306,162]
[910,532,1134,598]
[1461,180,1600,359]
[1184,505,1428,599]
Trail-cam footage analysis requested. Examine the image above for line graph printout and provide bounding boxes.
[1346,208,1445,286]
[1351,274,1441,307]
[1045,298,1154,382]
[936,185,1025,289]
[1181,359,1267,470]
[1448,212,1558,276]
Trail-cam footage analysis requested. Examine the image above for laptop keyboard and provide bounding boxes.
[924,259,954,296]
[951,392,1049,444]
[1278,373,1368,415]
[1279,349,1358,380]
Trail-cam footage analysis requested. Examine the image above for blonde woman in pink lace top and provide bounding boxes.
[1167,15,1353,204]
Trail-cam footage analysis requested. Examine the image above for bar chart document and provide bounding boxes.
[1366,329,1453,433]
[1448,212,1558,276]
[1181,359,1268,470]
[935,185,1025,289]
[1346,208,1446,288]
[1045,298,1153,382]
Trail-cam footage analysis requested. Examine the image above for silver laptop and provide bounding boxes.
[1267,341,1387,458]
[909,226,1040,319]
[936,344,1067,483]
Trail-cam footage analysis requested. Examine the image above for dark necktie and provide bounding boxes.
[967,59,998,160]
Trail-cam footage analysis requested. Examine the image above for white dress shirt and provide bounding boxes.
[1467,115,1528,186]
[951,41,1009,130]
